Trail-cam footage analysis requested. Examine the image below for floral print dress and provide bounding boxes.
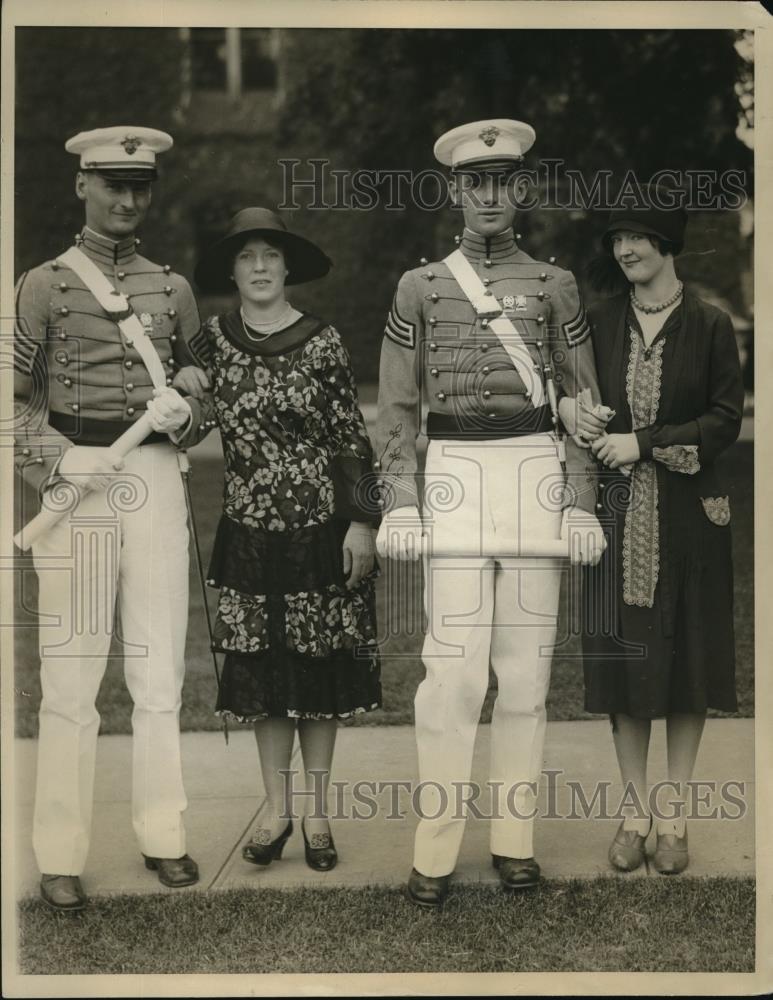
[202,310,381,722]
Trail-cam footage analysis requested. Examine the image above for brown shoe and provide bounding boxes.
[40,874,86,911]
[653,830,689,875]
[491,855,541,889]
[143,853,199,887]
[608,818,652,872]
[407,867,450,909]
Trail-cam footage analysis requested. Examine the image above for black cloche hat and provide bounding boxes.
[194,207,332,292]
[601,184,688,253]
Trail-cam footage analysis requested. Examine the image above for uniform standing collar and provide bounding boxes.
[78,226,138,265]
[459,226,518,261]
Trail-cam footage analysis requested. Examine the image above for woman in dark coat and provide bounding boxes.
[561,188,744,874]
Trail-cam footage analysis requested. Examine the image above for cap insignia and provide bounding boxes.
[479,126,500,147]
[121,135,142,155]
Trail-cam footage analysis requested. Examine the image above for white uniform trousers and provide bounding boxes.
[413,436,563,878]
[31,442,190,875]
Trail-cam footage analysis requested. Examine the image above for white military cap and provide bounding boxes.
[65,126,173,179]
[434,119,536,170]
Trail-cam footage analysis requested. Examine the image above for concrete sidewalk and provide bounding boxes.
[12,719,754,899]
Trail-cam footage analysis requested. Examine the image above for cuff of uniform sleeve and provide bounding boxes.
[378,475,419,514]
[171,399,197,445]
[635,427,653,460]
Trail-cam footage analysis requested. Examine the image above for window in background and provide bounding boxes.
[189,27,277,96]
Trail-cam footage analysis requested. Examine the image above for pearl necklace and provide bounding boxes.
[240,304,294,341]
[630,281,684,314]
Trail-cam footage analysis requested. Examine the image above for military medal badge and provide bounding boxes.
[140,312,153,329]
[514,295,528,312]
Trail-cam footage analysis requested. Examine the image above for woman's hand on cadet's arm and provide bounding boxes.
[342,522,376,589]
[591,432,641,469]
[558,395,608,447]
[172,366,210,399]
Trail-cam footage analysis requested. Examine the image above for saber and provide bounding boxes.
[177,451,228,744]
[13,413,155,551]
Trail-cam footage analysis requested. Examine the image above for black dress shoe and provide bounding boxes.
[242,820,293,867]
[407,867,450,909]
[491,854,541,889]
[301,819,338,871]
[143,853,199,887]
[40,874,87,911]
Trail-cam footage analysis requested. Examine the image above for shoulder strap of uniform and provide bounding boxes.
[444,248,545,408]
[58,245,167,390]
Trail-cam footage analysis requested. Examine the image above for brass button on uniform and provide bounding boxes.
[436,391,446,401]
[537,291,546,301]
[483,390,491,399]
[71,403,79,412]
[429,317,437,326]
[63,378,72,387]
[482,365,490,374]
[117,271,126,280]
[127,407,135,416]
[125,360,133,369]
[430,292,439,303]
[539,272,547,282]
[22,447,31,457]
[430,367,439,377]
[429,342,438,351]
[59,307,69,317]
[163,264,171,275]
[480,343,489,352]
[126,383,134,391]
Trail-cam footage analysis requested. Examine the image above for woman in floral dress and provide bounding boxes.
[560,187,744,875]
[177,208,380,870]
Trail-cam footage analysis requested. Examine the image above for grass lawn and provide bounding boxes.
[13,443,754,736]
[16,877,755,975]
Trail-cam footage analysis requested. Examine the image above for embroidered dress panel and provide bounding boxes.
[623,323,665,606]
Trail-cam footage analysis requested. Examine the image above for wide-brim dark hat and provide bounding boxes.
[194,207,332,292]
[601,184,688,252]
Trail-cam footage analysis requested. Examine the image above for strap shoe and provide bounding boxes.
[301,819,338,871]
[653,829,689,875]
[242,819,293,866]
[608,817,652,872]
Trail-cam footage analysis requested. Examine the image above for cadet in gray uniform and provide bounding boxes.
[13,126,215,910]
[374,119,605,907]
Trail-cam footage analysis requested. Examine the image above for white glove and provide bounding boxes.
[376,505,424,561]
[145,387,192,434]
[561,506,606,566]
